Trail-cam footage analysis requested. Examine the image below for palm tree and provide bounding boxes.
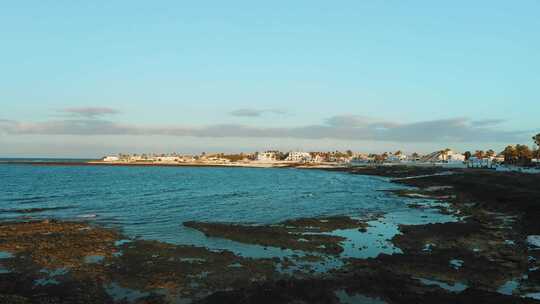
[474,150,485,159]
[516,144,533,165]
[502,146,517,164]
[533,148,540,159]
[529,133,539,160]
[534,133,540,148]
[528,133,539,164]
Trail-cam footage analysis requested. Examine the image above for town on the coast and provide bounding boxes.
[98,134,540,172]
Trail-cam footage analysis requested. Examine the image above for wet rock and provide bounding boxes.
[183,216,371,255]
[0,220,121,270]
[106,240,279,297]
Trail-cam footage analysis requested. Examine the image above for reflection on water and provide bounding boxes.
[333,222,401,259]
[417,277,468,293]
[449,259,464,270]
[0,251,14,274]
[525,292,540,300]
[498,279,519,295]
[0,251,14,259]
[335,290,387,304]
[105,282,150,303]
[34,268,69,287]
[84,255,105,264]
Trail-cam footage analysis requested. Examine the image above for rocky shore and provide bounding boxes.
[1,166,539,303]
[191,167,540,303]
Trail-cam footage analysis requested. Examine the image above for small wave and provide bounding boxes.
[323,190,354,195]
[4,195,63,204]
[194,191,252,200]
[140,188,187,197]
[0,206,74,214]
[77,214,97,218]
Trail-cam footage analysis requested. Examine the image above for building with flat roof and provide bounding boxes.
[285,152,312,162]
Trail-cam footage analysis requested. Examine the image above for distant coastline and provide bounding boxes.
[2,158,539,174]
[0,159,342,169]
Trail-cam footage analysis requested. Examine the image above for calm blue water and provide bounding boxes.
[0,164,425,249]
[0,158,94,163]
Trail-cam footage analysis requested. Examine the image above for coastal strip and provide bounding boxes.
[1,166,540,303]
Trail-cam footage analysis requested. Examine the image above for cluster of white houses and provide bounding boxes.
[103,151,351,164]
[102,153,228,164]
[101,149,512,168]
[254,151,348,163]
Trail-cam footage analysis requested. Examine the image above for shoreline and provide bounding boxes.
[1,166,540,302]
[3,159,537,175]
[0,160,345,169]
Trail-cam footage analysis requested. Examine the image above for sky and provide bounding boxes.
[1,1,539,157]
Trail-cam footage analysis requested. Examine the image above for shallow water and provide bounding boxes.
[0,164,456,263]
[417,278,468,293]
[498,279,519,295]
[335,290,387,304]
[0,165,418,233]
[105,282,150,302]
[0,251,13,274]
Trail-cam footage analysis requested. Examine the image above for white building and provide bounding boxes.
[285,152,312,162]
[205,156,230,163]
[468,157,495,168]
[312,154,326,163]
[256,151,279,162]
[128,155,147,162]
[330,156,352,163]
[448,152,465,162]
[408,154,422,162]
[386,153,407,163]
[422,150,464,163]
[102,156,120,162]
[349,158,371,167]
[178,155,196,163]
[496,156,505,163]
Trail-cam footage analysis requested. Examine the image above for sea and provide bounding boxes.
[0,160,455,260]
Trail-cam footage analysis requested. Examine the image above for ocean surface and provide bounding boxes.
[0,163,454,259]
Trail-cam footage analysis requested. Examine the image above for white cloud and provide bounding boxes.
[0,115,529,144]
[229,108,287,117]
[470,119,505,127]
[60,107,121,118]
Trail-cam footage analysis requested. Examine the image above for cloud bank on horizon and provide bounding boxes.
[0,108,530,144]
[229,108,287,117]
[59,107,121,118]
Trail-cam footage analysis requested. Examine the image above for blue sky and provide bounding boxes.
[1,1,538,157]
